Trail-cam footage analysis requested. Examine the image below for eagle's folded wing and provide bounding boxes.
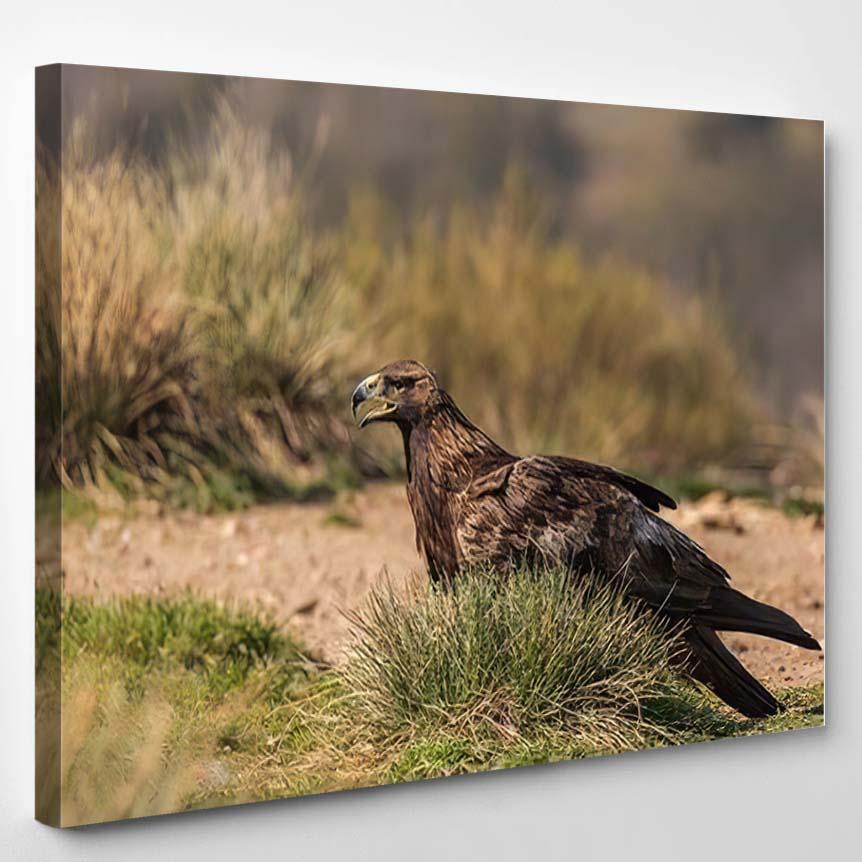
[461,456,817,649]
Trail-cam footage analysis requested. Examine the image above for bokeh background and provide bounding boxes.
[37,66,824,512]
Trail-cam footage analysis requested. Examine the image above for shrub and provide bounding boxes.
[36,131,198,498]
[343,169,759,474]
[169,104,362,489]
[336,566,721,759]
[37,106,365,509]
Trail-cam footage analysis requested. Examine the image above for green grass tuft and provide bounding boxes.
[782,497,825,519]
[337,568,730,758]
[40,591,306,697]
[67,594,285,666]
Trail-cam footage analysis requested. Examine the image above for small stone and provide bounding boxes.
[200,760,231,790]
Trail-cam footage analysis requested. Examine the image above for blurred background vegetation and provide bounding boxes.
[36,67,824,512]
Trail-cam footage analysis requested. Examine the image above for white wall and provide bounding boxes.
[1,2,857,859]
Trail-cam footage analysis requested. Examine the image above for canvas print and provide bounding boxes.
[35,65,825,827]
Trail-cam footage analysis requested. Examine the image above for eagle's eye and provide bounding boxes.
[392,380,407,394]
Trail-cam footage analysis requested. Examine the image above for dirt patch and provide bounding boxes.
[59,484,825,687]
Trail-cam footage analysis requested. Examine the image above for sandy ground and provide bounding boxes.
[57,483,825,687]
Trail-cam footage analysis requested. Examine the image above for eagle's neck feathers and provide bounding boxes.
[400,390,511,582]
[401,390,512,491]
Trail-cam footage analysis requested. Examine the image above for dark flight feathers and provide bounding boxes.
[555,457,678,513]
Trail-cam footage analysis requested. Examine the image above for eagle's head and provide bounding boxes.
[351,359,438,429]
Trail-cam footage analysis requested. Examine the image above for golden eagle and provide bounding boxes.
[352,359,821,717]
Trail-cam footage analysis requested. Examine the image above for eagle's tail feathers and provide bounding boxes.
[698,588,821,651]
[685,626,782,718]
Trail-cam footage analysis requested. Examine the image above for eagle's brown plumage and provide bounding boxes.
[352,359,821,718]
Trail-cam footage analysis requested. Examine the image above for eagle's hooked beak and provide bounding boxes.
[351,373,397,428]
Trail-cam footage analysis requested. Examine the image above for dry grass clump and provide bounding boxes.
[769,393,825,497]
[46,131,198,501]
[37,106,363,510]
[35,151,62,484]
[169,105,361,491]
[344,170,759,474]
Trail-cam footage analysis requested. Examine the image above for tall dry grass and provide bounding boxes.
[48,130,198,499]
[57,686,195,826]
[169,105,361,490]
[39,103,801,509]
[39,106,364,509]
[344,169,759,474]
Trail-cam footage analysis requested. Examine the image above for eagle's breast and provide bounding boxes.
[406,460,464,583]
